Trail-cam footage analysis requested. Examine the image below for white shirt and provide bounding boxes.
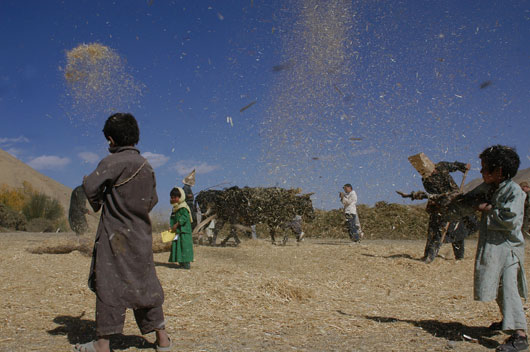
[342,190,357,214]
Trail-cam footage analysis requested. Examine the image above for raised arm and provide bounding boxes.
[341,190,357,206]
[436,161,469,173]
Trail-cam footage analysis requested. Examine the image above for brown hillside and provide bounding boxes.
[0,148,99,232]
[0,148,72,210]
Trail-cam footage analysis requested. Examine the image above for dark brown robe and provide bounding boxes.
[83,146,164,309]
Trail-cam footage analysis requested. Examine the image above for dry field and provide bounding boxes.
[2,232,530,352]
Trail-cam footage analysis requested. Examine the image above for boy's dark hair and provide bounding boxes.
[344,183,352,189]
[479,145,520,180]
[170,187,181,198]
[103,113,140,146]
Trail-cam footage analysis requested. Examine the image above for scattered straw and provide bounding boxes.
[260,279,312,302]
[0,232,522,351]
[62,43,142,119]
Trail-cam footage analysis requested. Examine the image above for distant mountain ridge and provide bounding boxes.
[464,167,530,192]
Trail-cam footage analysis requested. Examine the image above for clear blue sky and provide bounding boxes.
[0,0,528,211]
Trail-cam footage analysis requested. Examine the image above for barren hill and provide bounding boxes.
[0,148,72,211]
[0,148,99,232]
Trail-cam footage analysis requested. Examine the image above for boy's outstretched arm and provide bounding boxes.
[436,161,470,173]
[443,183,489,221]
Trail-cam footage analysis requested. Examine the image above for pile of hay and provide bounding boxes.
[199,187,312,225]
[216,187,309,225]
[28,233,93,256]
[306,202,430,240]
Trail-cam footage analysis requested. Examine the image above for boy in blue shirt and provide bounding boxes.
[448,145,527,352]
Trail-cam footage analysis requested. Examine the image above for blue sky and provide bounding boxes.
[0,0,528,211]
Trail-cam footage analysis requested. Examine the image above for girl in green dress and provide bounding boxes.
[168,187,194,269]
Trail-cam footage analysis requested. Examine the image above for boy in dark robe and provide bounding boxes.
[75,113,171,352]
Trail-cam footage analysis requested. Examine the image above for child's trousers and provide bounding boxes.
[95,296,165,337]
[496,254,527,332]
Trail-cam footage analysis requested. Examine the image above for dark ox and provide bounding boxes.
[195,186,314,246]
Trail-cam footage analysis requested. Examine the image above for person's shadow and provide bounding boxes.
[48,312,155,350]
[361,253,423,261]
[364,315,499,349]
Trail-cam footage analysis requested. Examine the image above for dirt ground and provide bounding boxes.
[1,232,529,352]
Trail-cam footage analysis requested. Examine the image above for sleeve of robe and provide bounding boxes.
[83,158,116,212]
[176,208,192,235]
[487,183,525,240]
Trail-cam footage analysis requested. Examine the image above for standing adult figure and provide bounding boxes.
[340,183,362,242]
[182,169,197,228]
[398,153,475,263]
[420,160,471,263]
[75,113,171,352]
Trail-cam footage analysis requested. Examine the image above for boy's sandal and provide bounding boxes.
[156,337,172,352]
[495,333,528,352]
[72,341,97,352]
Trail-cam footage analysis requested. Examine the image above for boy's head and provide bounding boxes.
[343,184,352,193]
[479,145,520,184]
[520,181,530,193]
[103,113,140,147]
[170,187,182,204]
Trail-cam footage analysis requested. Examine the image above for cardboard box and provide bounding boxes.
[408,152,435,177]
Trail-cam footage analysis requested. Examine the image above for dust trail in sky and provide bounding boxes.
[261,0,365,205]
[260,0,490,207]
[61,43,143,123]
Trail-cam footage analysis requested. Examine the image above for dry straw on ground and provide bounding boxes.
[2,231,527,351]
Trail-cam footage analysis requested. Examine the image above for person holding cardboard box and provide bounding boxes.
[399,153,475,263]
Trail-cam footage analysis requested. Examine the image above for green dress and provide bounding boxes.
[168,207,194,264]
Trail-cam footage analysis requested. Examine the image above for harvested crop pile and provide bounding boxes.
[196,186,314,229]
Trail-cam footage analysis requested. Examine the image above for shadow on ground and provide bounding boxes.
[48,313,155,350]
[154,261,181,269]
[361,253,458,263]
[365,315,500,349]
[312,240,356,246]
[361,253,423,261]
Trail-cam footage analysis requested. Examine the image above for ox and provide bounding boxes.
[194,186,314,246]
